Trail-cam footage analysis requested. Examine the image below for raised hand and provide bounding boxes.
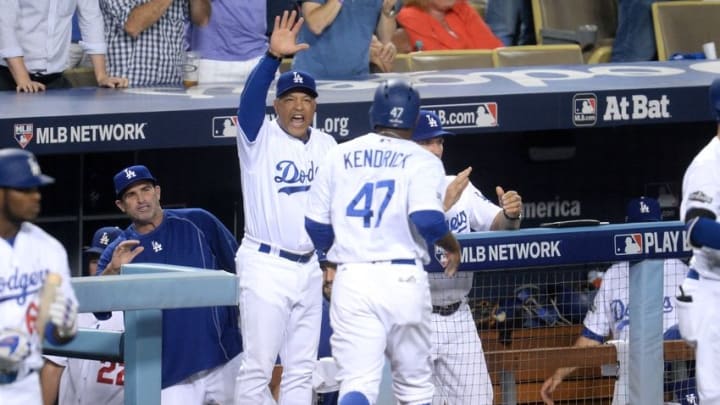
[269,10,310,58]
[102,239,144,276]
[444,167,472,211]
[496,186,522,220]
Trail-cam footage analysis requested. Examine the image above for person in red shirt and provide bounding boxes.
[398,0,503,51]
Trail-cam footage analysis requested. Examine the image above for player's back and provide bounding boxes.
[322,133,445,264]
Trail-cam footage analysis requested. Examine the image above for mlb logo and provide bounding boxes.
[475,102,498,127]
[614,233,643,255]
[573,93,597,126]
[212,116,238,138]
[14,123,34,148]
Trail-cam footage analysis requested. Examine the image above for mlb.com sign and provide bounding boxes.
[614,230,690,256]
[422,102,498,129]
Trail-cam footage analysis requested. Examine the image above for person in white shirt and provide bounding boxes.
[0,0,127,92]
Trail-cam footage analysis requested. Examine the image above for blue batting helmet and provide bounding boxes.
[0,148,54,188]
[710,78,720,121]
[369,79,421,130]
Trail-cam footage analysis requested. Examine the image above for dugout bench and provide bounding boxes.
[480,323,695,404]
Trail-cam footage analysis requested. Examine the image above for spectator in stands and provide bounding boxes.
[187,1,267,84]
[0,0,128,92]
[99,0,211,87]
[292,0,398,80]
[397,0,503,51]
[540,197,689,405]
[611,0,660,62]
[484,0,535,46]
[41,226,124,405]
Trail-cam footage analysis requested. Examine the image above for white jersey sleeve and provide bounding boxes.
[583,262,628,340]
[237,119,337,252]
[429,179,502,305]
[306,133,445,264]
[681,136,720,279]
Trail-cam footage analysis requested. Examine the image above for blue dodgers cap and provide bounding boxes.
[276,70,318,98]
[85,226,122,255]
[411,110,454,141]
[626,197,661,222]
[113,165,157,198]
[710,78,720,121]
[0,148,54,188]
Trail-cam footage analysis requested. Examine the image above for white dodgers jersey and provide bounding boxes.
[0,222,77,374]
[306,133,446,264]
[237,119,337,252]
[583,259,687,340]
[47,312,125,405]
[430,178,501,306]
[680,136,720,280]
[583,259,687,405]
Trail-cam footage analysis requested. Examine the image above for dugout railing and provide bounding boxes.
[45,221,692,405]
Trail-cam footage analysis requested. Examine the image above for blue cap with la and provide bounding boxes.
[85,226,122,255]
[113,165,157,198]
[626,196,661,222]
[411,110,454,141]
[276,70,318,98]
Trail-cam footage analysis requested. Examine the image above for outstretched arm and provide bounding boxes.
[238,10,309,139]
[540,334,602,404]
[301,0,342,35]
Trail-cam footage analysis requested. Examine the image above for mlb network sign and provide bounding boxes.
[614,230,690,256]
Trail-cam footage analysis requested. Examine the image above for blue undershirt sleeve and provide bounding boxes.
[580,327,606,344]
[238,54,280,141]
[409,210,449,245]
[305,218,335,253]
[687,216,720,249]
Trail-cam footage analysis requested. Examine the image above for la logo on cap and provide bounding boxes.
[124,168,136,179]
[293,72,304,84]
[99,232,110,246]
[639,201,650,214]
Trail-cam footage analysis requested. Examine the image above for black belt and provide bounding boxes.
[432,301,462,316]
[0,65,62,83]
[258,243,314,264]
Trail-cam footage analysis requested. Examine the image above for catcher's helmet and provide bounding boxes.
[710,78,720,121]
[369,79,421,130]
[0,148,54,188]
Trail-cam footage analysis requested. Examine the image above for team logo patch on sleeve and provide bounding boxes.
[688,191,712,204]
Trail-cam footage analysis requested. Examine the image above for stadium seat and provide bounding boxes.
[408,49,494,72]
[392,54,412,73]
[652,1,720,61]
[531,0,617,64]
[492,44,584,67]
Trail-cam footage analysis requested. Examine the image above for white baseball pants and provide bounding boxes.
[234,245,322,405]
